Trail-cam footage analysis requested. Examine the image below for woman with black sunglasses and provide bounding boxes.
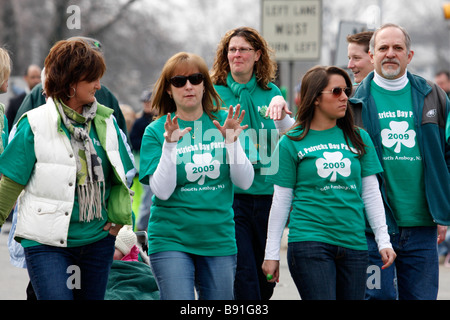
[138,52,254,300]
[262,65,396,300]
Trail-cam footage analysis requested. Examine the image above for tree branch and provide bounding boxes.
[86,0,139,37]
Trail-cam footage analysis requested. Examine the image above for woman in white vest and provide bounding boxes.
[0,39,134,300]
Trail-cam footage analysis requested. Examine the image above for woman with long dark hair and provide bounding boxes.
[262,66,396,300]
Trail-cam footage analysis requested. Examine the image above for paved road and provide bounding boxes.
[1,222,449,300]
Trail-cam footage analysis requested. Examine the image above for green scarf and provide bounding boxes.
[56,99,105,222]
[226,73,264,168]
[227,73,262,132]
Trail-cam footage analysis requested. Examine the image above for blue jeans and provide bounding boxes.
[365,226,438,300]
[149,251,236,300]
[233,194,275,300]
[287,241,369,300]
[24,234,116,300]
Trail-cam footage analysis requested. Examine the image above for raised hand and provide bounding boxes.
[164,113,192,143]
[213,105,248,144]
[265,95,292,120]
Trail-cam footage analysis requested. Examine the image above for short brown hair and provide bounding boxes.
[44,39,106,101]
[346,31,374,53]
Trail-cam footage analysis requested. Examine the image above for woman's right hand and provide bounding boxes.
[262,260,280,283]
[164,113,191,142]
[265,95,292,121]
[380,248,397,269]
[213,104,248,144]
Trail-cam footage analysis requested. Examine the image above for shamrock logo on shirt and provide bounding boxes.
[259,105,270,119]
[381,121,416,153]
[316,151,351,182]
[185,153,220,185]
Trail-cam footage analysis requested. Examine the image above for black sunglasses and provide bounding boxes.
[169,73,204,88]
[321,87,351,97]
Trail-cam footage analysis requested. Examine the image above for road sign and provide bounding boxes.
[261,0,322,61]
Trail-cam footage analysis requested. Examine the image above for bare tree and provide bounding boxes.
[0,0,181,109]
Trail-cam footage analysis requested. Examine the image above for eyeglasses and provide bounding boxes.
[169,73,204,88]
[321,87,351,97]
[228,47,254,54]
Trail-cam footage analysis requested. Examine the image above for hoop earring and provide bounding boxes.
[67,87,76,98]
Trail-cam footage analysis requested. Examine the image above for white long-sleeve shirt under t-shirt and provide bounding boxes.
[150,139,254,200]
[264,173,392,261]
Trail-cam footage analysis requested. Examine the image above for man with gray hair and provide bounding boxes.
[350,23,450,300]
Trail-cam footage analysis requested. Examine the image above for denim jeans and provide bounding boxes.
[149,251,237,300]
[365,232,397,300]
[365,226,438,300]
[24,234,116,300]
[287,241,369,300]
[233,194,275,300]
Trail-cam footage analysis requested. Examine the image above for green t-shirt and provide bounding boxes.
[266,126,382,250]
[214,81,282,195]
[139,111,238,256]
[371,82,434,227]
[0,114,131,247]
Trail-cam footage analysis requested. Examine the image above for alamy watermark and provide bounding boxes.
[66,5,81,30]
[168,124,281,176]
[366,264,381,290]
[66,265,81,290]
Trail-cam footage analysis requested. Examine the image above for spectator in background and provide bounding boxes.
[130,90,155,152]
[6,64,41,131]
[120,103,136,133]
[130,90,156,231]
[347,31,374,86]
[435,70,450,98]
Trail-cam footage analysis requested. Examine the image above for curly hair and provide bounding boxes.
[210,27,277,90]
[151,52,222,120]
[44,39,106,102]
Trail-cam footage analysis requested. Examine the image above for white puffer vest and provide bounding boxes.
[14,98,128,247]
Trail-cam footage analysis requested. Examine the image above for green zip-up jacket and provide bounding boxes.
[349,71,450,234]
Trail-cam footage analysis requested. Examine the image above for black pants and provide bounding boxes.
[233,194,275,300]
